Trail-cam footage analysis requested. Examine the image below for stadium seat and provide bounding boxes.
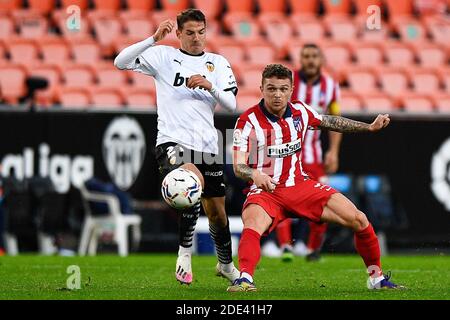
[345,66,378,94]
[0,0,21,14]
[17,15,49,39]
[391,17,427,43]
[92,16,123,56]
[28,0,55,15]
[408,67,441,94]
[323,16,358,41]
[91,88,125,108]
[0,16,14,40]
[236,89,261,111]
[58,87,91,108]
[0,65,27,104]
[39,39,71,67]
[125,0,156,13]
[258,14,293,58]
[415,0,448,15]
[121,18,155,41]
[339,89,363,112]
[64,65,96,88]
[6,39,40,67]
[256,0,286,14]
[55,12,92,42]
[224,0,254,14]
[355,15,389,42]
[361,92,397,112]
[71,41,101,66]
[192,0,223,19]
[353,42,384,67]
[160,0,190,12]
[239,66,264,90]
[214,38,246,68]
[436,67,450,93]
[29,65,62,107]
[321,42,352,77]
[377,67,410,98]
[353,0,383,16]
[413,43,447,67]
[129,71,157,91]
[422,15,450,47]
[288,0,318,14]
[96,66,129,88]
[322,0,352,16]
[290,14,326,42]
[384,0,414,17]
[400,93,435,112]
[244,40,278,67]
[125,88,156,108]
[383,41,415,67]
[61,0,89,11]
[224,13,263,42]
[92,0,121,12]
[431,93,450,112]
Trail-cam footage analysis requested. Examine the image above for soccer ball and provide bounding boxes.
[161,168,202,209]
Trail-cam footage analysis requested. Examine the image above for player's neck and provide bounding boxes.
[306,73,320,85]
[265,104,287,118]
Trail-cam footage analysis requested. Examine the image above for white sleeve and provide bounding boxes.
[114,37,161,76]
[209,56,238,112]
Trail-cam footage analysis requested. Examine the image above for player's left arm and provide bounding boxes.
[319,114,390,133]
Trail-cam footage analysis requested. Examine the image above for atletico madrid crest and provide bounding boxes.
[293,117,302,132]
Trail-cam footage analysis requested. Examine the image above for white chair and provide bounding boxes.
[78,185,142,257]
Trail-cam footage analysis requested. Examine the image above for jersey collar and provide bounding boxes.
[179,48,205,56]
[258,99,292,122]
[298,69,322,86]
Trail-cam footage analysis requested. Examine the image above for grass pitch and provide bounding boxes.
[0,254,448,300]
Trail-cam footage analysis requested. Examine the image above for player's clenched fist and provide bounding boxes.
[252,171,277,193]
[369,114,390,132]
[153,20,175,42]
[187,74,212,91]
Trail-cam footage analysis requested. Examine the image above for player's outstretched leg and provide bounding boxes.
[227,204,272,292]
[276,219,294,262]
[203,197,240,283]
[305,221,328,262]
[321,193,406,290]
[174,164,204,285]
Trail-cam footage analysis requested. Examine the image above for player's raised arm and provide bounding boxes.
[319,114,390,133]
[114,19,175,70]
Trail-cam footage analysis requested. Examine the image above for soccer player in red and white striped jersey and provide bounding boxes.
[227,64,403,292]
[276,43,342,262]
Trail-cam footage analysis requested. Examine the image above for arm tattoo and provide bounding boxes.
[319,115,371,133]
[235,164,254,181]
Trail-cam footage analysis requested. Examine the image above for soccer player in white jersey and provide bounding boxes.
[114,9,239,285]
[228,64,404,292]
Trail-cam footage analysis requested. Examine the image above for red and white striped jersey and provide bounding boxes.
[233,99,323,188]
[291,71,340,165]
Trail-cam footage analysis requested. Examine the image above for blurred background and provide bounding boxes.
[0,0,449,257]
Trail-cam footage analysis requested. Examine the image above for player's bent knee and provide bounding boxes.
[353,210,370,231]
[181,163,204,188]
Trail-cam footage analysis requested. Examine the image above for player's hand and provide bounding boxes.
[324,150,339,174]
[252,171,277,193]
[153,20,175,42]
[369,114,390,132]
[187,74,212,91]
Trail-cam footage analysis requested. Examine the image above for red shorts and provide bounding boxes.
[243,178,337,235]
[302,163,325,181]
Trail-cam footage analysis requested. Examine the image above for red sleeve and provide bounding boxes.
[233,115,254,153]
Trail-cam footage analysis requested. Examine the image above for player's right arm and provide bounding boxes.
[114,20,175,71]
[232,117,276,192]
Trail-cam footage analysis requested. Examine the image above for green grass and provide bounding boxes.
[0,254,449,300]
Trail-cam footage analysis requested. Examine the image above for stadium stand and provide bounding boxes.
[0,0,447,113]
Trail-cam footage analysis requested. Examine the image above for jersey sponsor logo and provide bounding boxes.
[431,137,450,211]
[267,138,301,158]
[103,116,146,190]
[205,61,215,72]
[173,72,207,88]
[233,129,242,147]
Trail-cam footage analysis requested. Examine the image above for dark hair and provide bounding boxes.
[301,43,321,54]
[177,9,206,30]
[262,64,293,84]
